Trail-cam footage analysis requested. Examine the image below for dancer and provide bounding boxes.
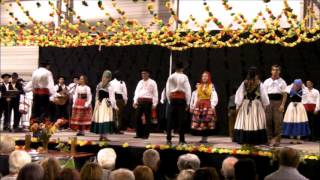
[191,71,218,143]
[0,73,13,131]
[110,70,128,134]
[53,76,69,124]
[283,79,310,144]
[91,70,118,141]
[302,80,320,140]
[234,67,269,146]
[165,61,191,145]
[263,65,287,146]
[70,75,92,136]
[9,73,24,132]
[68,76,79,120]
[133,68,158,139]
[24,63,55,135]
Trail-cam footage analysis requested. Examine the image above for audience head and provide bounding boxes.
[143,149,160,172]
[80,162,103,180]
[0,135,15,153]
[194,167,220,180]
[221,156,238,180]
[133,165,154,180]
[279,147,301,168]
[57,168,81,180]
[177,169,195,180]
[17,163,44,180]
[109,168,135,180]
[9,150,32,174]
[177,153,201,171]
[234,158,257,180]
[40,157,62,180]
[97,148,117,170]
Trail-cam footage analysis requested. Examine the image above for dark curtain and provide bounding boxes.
[40,40,320,135]
[39,45,170,128]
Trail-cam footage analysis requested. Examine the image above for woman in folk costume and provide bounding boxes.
[234,67,269,145]
[283,79,310,144]
[191,72,218,144]
[70,75,92,136]
[91,70,118,141]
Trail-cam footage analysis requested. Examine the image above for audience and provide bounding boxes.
[97,148,117,180]
[40,157,62,180]
[17,163,44,180]
[264,147,308,180]
[221,156,238,180]
[193,167,220,180]
[57,168,81,180]
[177,153,201,171]
[176,169,195,180]
[143,149,160,172]
[0,136,15,153]
[80,162,103,180]
[109,168,135,180]
[234,158,257,180]
[133,165,154,180]
[1,150,32,180]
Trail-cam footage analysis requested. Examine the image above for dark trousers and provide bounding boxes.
[136,101,152,138]
[55,103,69,120]
[307,110,318,140]
[31,94,50,123]
[1,99,11,128]
[5,99,21,128]
[167,99,186,142]
[114,99,126,131]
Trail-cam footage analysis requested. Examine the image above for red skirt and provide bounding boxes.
[70,98,92,130]
[191,99,216,134]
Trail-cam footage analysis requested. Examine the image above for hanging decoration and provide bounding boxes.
[1,0,320,50]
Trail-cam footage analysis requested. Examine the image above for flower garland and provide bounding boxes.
[1,0,320,50]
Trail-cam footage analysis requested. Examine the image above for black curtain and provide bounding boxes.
[39,45,170,128]
[40,40,320,135]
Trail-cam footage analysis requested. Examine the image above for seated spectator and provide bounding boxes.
[40,157,62,180]
[177,153,200,171]
[133,165,154,180]
[97,148,117,180]
[80,162,103,180]
[234,158,257,180]
[17,163,44,180]
[221,156,238,180]
[264,147,308,180]
[143,149,160,172]
[0,135,15,153]
[57,168,81,180]
[176,169,195,180]
[109,168,135,180]
[1,150,32,180]
[194,167,220,180]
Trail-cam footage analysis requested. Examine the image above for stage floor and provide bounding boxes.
[2,131,319,155]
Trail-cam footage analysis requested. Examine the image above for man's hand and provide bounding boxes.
[279,105,285,113]
[133,103,138,109]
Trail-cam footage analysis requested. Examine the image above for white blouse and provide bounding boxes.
[73,85,92,107]
[96,84,117,109]
[191,87,218,109]
[235,82,270,109]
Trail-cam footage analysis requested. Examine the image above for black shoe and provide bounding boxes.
[142,136,149,139]
[3,127,10,132]
[76,132,85,136]
[13,127,23,133]
[199,140,208,144]
[134,136,141,138]
[115,131,124,134]
[179,141,187,145]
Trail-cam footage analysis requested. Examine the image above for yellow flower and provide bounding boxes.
[122,142,129,148]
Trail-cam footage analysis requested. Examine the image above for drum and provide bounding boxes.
[19,95,30,114]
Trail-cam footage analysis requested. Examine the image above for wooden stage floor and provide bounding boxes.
[1,131,319,155]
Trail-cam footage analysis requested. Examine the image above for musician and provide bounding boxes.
[110,70,128,134]
[9,73,24,132]
[53,76,69,124]
[133,68,158,139]
[0,73,12,131]
[24,62,55,132]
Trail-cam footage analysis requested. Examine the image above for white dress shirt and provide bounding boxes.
[133,78,158,107]
[110,78,128,103]
[24,67,55,95]
[165,72,192,105]
[302,88,320,111]
[235,82,270,109]
[73,85,92,108]
[263,77,287,94]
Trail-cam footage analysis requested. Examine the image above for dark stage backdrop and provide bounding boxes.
[40,41,320,135]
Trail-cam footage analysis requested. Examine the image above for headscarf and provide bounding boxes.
[102,70,112,78]
[201,71,212,84]
[290,79,303,97]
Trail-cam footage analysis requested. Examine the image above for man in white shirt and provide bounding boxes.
[263,65,287,146]
[110,71,128,134]
[24,62,55,132]
[165,61,191,145]
[133,68,158,139]
[302,80,320,140]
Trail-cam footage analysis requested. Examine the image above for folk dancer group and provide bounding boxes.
[1,62,319,145]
